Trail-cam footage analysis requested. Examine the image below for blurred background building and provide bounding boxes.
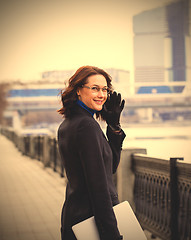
[2,68,130,131]
[41,68,130,97]
[126,0,191,123]
[133,0,191,94]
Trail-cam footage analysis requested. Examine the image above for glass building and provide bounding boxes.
[133,0,190,94]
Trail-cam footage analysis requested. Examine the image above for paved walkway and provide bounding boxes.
[0,134,160,240]
[0,134,66,240]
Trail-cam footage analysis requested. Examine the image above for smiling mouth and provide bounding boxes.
[94,100,104,105]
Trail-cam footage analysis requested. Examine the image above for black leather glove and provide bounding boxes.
[103,91,125,131]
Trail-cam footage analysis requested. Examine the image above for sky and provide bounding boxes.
[0,0,175,82]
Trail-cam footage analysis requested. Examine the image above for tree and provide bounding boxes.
[0,83,9,124]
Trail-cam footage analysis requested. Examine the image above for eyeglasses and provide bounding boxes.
[81,85,110,94]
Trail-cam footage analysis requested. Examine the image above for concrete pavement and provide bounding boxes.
[0,134,66,240]
[0,134,160,240]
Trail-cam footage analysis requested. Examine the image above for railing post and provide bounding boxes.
[37,136,41,161]
[42,136,50,167]
[170,157,183,240]
[117,148,147,210]
[53,138,57,172]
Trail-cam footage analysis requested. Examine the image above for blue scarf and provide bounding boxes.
[77,100,97,117]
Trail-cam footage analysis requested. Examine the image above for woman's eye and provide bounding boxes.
[92,87,99,91]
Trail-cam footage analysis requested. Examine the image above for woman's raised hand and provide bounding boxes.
[103,91,125,130]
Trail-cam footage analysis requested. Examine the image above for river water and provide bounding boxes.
[53,121,191,163]
[121,124,191,163]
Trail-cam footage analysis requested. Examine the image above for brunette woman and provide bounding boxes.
[58,66,125,240]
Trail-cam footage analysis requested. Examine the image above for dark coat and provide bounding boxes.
[58,105,125,240]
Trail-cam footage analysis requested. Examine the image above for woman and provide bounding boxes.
[58,66,126,240]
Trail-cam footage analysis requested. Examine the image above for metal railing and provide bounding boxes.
[1,128,64,178]
[132,154,191,240]
[1,127,191,239]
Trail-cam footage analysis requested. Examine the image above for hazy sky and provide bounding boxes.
[0,0,175,82]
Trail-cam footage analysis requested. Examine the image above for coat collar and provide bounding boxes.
[76,100,97,117]
[73,103,95,118]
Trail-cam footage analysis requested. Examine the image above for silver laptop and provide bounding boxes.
[72,201,147,240]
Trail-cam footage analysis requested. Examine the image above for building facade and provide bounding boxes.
[41,68,130,97]
[133,0,190,94]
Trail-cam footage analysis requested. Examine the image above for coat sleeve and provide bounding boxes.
[77,119,122,240]
[106,126,126,173]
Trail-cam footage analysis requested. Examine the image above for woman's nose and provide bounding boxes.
[97,89,105,97]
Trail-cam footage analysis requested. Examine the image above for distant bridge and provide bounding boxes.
[125,93,191,109]
[4,81,191,114]
[7,96,61,113]
[5,93,191,114]
[4,84,191,128]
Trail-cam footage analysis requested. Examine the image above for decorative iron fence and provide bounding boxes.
[132,154,191,240]
[177,160,191,240]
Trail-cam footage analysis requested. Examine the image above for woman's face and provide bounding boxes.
[77,74,108,111]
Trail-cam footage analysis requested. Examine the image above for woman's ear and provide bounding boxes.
[77,88,81,97]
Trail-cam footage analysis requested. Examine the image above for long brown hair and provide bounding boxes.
[58,66,113,119]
